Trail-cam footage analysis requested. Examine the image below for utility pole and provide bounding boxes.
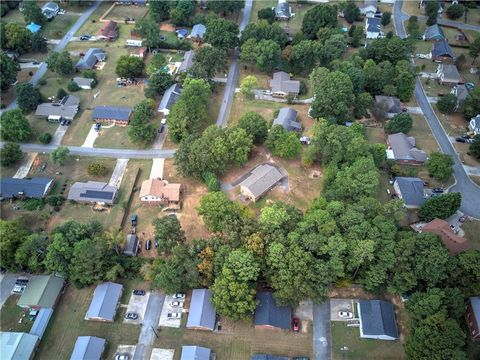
[151,326,159,339]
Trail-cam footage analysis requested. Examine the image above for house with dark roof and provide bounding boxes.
[469,114,480,135]
[124,234,139,256]
[178,50,194,73]
[189,24,206,41]
[41,2,60,19]
[96,21,118,41]
[423,24,445,41]
[29,308,53,339]
[393,177,427,208]
[357,300,399,340]
[35,95,80,121]
[375,96,401,118]
[85,282,123,322]
[180,346,212,360]
[359,0,377,18]
[18,275,64,310]
[420,218,470,254]
[67,181,118,205]
[73,77,95,90]
[273,108,301,132]
[186,289,216,331]
[158,83,182,117]
[387,133,427,165]
[92,106,132,125]
[254,292,292,331]
[75,48,106,70]
[0,177,54,200]
[467,297,480,340]
[70,336,106,360]
[269,72,300,98]
[0,332,39,360]
[239,164,286,202]
[365,17,382,39]
[436,63,461,85]
[251,356,288,360]
[451,84,469,110]
[431,40,455,63]
[275,1,291,20]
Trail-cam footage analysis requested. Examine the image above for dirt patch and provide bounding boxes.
[160,23,175,32]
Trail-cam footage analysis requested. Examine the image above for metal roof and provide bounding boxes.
[190,24,206,39]
[158,83,182,112]
[424,24,445,40]
[0,332,39,360]
[92,106,132,121]
[359,300,399,339]
[273,108,301,132]
[254,292,291,330]
[394,177,426,207]
[388,133,427,163]
[29,308,53,339]
[179,50,194,73]
[470,297,480,325]
[186,289,216,330]
[0,177,53,199]
[239,164,285,199]
[180,346,211,360]
[67,181,118,204]
[17,275,64,309]
[70,336,106,360]
[124,234,138,256]
[85,282,123,321]
[75,48,106,70]
[73,77,94,87]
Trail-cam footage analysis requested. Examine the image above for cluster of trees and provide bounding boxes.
[0,50,20,91]
[0,109,34,142]
[128,99,157,144]
[425,0,440,26]
[204,17,239,50]
[265,125,301,159]
[419,192,461,222]
[116,55,145,79]
[0,21,48,55]
[426,152,454,181]
[187,45,227,81]
[0,142,23,166]
[384,113,413,134]
[47,51,74,76]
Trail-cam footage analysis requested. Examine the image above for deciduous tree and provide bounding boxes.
[427,152,454,181]
[205,17,239,50]
[115,55,145,78]
[46,51,74,76]
[154,216,185,254]
[237,112,267,143]
[0,220,30,271]
[22,1,46,24]
[207,0,244,15]
[437,93,457,114]
[265,125,301,159]
[4,23,32,54]
[385,113,413,134]
[419,192,462,221]
[0,109,34,141]
[301,4,338,39]
[0,142,23,166]
[197,192,242,232]
[50,146,70,165]
[16,83,41,112]
[0,50,20,90]
[240,75,258,99]
[343,0,360,24]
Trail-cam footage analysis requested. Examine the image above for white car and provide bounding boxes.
[167,312,181,319]
[12,285,26,294]
[172,292,185,300]
[170,301,183,307]
[338,311,353,319]
[161,118,167,125]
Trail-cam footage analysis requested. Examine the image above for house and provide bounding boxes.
[375,96,401,118]
[357,300,399,340]
[176,29,189,39]
[70,336,106,360]
[75,48,106,70]
[251,356,289,360]
[96,21,118,41]
[186,289,216,331]
[365,17,383,39]
[17,275,64,310]
[466,297,480,340]
[0,332,39,360]
[254,292,292,331]
[178,50,194,73]
[29,308,53,339]
[67,181,118,205]
[421,218,470,254]
[431,40,455,63]
[139,178,182,206]
[189,23,206,41]
[85,282,123,322]
[469,114,480,135]
[451,84,469,109]
[273,108,301,132]
[359,0,377,18]
[92,106,133,125]
[275,1,291,20]
[123,234,139,256]
[393,177,427,209]
[0,177,54,200]
[35,95,80,121]
[386,133,427,165]
[157,83,182,117]
[269,71,300,98]
[436,63,461,85]
[73,77,95,90]
[26,23,42,33]
[239,164,286,202]
[41,2,60,19]
[180,346,211,360]
[423,24,445,41]
[130,47,147,59]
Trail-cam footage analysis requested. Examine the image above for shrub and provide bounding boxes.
[67,81,80,92]
[419,192,461,221]
[38,132,52,144]
[57,88,67,99]
[47,195,64,207]
[385,113,413,134]
[87,161,108,176]
[203,172,220,192]
[446,4,464,20]
[299,80,307,96]
[23,198,45,211]
[38,78,47,86]
[437,94,457,114]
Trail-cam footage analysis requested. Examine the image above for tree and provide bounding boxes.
[463,87,480,119]
[470,135,480,160]
[149,0,171,23]
[57,88,67,99]
[253,39,281,72]
[31,31,47,52]
[425,0,439,26]
[0,50,20,90]
[290,40,320,73]
[259,201,302,236]
[189,46,227,80]
[407,16,421,38]
[170,0,195,26]
[419,192,462,221]
[437,93,457,114]
[265,125,301,159]
[134,18,164,49]
[0,109,34,141]
[0,142,23,166]
[343,0,360,24]
[354,92,373,119]
[16,83,41,112]
[203,172,220,192]
[301,4,338,39]
[257,7,275,24]
[145,72,173,98]
[104,228,123,256]
[237,112,267,144]
[197,192,242,232]
[15,233,49,272]
[46,51,74,76]
[128,99,157,144]
[350,25,364,47]
[240,21,288,48]
[115,55,145,78]
[204,17,239,50]
[381,11,392,26]
[22,0,45,24]
[446,4,464,20]
[426,152,454,181]
[240,75,258,99]
[154,216,185,254]
[470,35,480,64]
[70,237,111,287]
[0,220,30,271]
[395,60,415,102]
[384,113,413,134]
[4,23,32,54]
[146,53,167,76]
[207,0,244,15]
[87,161,108,176]
[51,146,70,165]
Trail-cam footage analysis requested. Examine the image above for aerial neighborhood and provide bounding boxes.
[1,1,480,360]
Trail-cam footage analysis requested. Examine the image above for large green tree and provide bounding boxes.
[145,72,173,99]
[385,113,413,134]
[154,216,185,254]
[0,109,34,142]
[0,142,23,166]
[343,0,360,24]
[128,99,157,144]
[197,192,242,232]
[22,1,46,24]
[4,23,32,54]
[207,0,244,15]
[253,39,281,72]
[426,152,454,181]
[46,51,74,76]
[51,146,70,165]
[237,112,268,144]
[470,135,480,160]
[419,193,462,222]
[70,237,112,287]
[0,50,20,90]
[0,220,30,271]
[15,233,49,273]
[149,0,171,23]
[301,4,338,39]
[204,17,239,50]
[265,125,301,159]
[170,0,195,26]
[463,87,480,119]
[115,55,145,78]
[188,45,227,80]
[16,83,41,112]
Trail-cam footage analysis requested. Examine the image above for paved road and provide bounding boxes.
[5,1,101,111]
[215,0,253,127]
[394,0,480,218]
[408,13,480,32]
[313,301,331,360]
[133,292,165,360]
[0,273,19,308]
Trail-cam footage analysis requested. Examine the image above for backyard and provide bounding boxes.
[0,295,34,334]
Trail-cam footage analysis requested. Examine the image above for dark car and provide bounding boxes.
[154,240,159,248]
[80,34,91,41]
[432,188,444,193]
[460,134,471,139]
[455,137,466,143]
[158,125,165,133]
[146,239,151,251]
[65,119,71,126]
[292,317,300,332]
[94,123,101,132]
[125,313,138,320]
[60,119,67,126]
[15,278,29,285]
[131,214,137,226]
[133,289,145,296]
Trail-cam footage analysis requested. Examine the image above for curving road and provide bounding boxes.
[393,0,480,218]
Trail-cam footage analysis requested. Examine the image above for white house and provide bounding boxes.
[41,2,60,19]
[359,0,377,18]
[469,115,480,135]
[365,17,383,39]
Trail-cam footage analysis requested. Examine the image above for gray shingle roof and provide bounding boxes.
[424,24,445,40]
[67,181,118,204]
[29,308,53,339]
[0,177,53,199]
[73,77,94,88]
[85,282,123,321]
[273,108,301,132]
[186,289,216,330]
[275,2,291,18]
[359,300,399,339]
[438,64,461,82]
[92,106,132,122]
[70,336,105,360]
[124,234,138,256]
[254,292,291,330]
[395,177,426,207]
[75,48,106,70]
[375,96,401,114]
[179,50,194,73]
[190,24,206,39]
[452,84,468,102]
[35,95,80,119]
[366,17,382,33]
[158,83,182,112]
[181,346,211,360]
[269,72,300,95]
[431,40,454,58]
[239,164,285,199]
[388,133,427,163]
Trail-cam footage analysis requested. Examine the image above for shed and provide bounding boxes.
[273,108,301,132]
[239,164,285,202]
[124,234,138,256]
[85,282,123,322]
[393,177,426,208]
[26,23,41,33]
[0,177,54,200]
[358,300,399,340]
[67,181,118,205]
[180,346,211,360]
[29,308,53,339]
[73,77,95,90]
[387,133,427,165]
[254,292,292,331]
[0,332,39,360]
[92,106,132,125]
[70,336,106,360]
[18,275,64,310]
[176,29,189,39]
[251,355,289,360]
[157,83,182,117]
[186,289,216,331]
[190,24,206,40]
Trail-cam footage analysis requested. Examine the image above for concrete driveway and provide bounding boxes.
[81,124,99,148]
[150,348,174,360]
[313,301,332,360]
[13,153,37,179]
[52,124,68,145]
[330,299,357,321]
[115,345,136,360]
[109,159,129,187]
[134,292,165,360]
[158,294,184,328]
[0,273,21,308]
[149,159,164,180]
[124,292,150,325]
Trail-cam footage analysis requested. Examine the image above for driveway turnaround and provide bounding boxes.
[313,301,331,360]
[134,292,165,360]
[109,159,129,187]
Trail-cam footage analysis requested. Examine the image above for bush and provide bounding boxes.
[38,132,52,144]
[23,198,45,211]
[38,78,47,86]
[203,172,220,192]
[437,94,457,114]
[427,151,454,181]
[0,142,23,166]
[299,80,307,96]
[57,88,67,99]
[446,4,464,20]
[87,161,108,176]
[385,113,413,134]
[419,192,461,221]
[67,81,80,92]
[381,12,391,26]
[47,195,64,207]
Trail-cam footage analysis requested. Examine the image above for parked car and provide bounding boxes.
[15,278,29,285]
[145,239,151,251]
[80,35,91,41]
[115,354,129,360]
[432,188,444,193]
[12,285,26,294]
[60,119,66,126]
[158,124,165,133]
[292,317,300,332]
[465,82,475,91]
[173,292,185,299]
[125,313,138,320]
[455,137,466,143]
[154,240,159,248]
[170,301,183,307]
[94,123,101,132]
[32,61,40,65]
[338,311,353,319]
[65,119,71,126]
[161,118,167,125]
[459,215,468,223]
[133,289,145,296]
[131,214,137,226]
[167,312,181,319]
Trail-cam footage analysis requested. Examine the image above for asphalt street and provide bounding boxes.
[0,273,19,308]
[313,301,331,360]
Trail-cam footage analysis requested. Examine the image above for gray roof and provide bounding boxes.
[92,106,132,121]
[431,40,454,58]
[388,133,427,163]
[35,95,80,119]
[254,292,291,330]
[273,108,301,132]
[470,297,480,325]
[85,282,123,321]
[275,2,291,18]
[186,289,216,330]
[181,346,211,360]
[70,336,106,360]
[190,24,206,39]
[359,300,399,339]
[0,177,53,199]
[239,164,285,199]
[375,96,401,114]
[42,2,59,12]
[424,24,445,40]
[29,308,53,339]
[123,234,138,256]
[179,50,194,73]
[471,114,480,129]
[366,17,382,33]
[75,48,106,70]
[269,72,300,95]
[252,355,289,360]
[67,181,118,204]
[395,177,426,207]
[73,77,94,87]
[452,84,469,102]
[158,83,182,112]
[438,64,461,82]
[0,332,39,360]
[18,275,64,309]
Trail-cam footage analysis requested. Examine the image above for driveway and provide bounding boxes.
[330,299,357,322]
[313,301,331,360]
[109,159,129,187]
[253,90,314,104]
[158,294,184,328]
[150,349,175,360]
[81,125,99,148]
[115,345,136,360]
[0,273,20,308]
[51,124,68,146]
[13,153,37,179]
[150,158,165,180]
[124,292,150,325]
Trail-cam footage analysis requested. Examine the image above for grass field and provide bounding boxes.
[409,115,440,154]
[1,68,37,109]
[0,295,33,333]
[462,219,480,250]
[105,4,149,22]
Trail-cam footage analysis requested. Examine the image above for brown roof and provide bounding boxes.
[139,178,181,202]
[97,21,118,39]
[422,218,470,254]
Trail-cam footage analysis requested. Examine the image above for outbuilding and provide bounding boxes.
[239,164,285,202]
[85,282,123,322]
[180,346,211,360]
[73,77,95,90]
[124,234,139,256]
[29,308,54,339]
[186,289,216,331]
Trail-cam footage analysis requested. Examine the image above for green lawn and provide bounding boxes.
[42,14,80,39]
[0,295,33,333]
[462,220,480,250]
